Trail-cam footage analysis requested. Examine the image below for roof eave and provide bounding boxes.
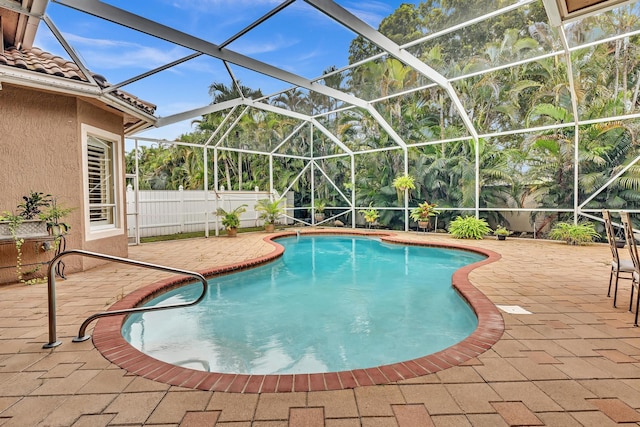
[0,65,157,127]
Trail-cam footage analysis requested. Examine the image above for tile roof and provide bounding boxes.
[0,46,156,115]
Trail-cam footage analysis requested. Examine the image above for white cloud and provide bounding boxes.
[296,48,322,63]
[341,1,395,28]
[62,33,189,71]
[230,34,299,56]
[165,0,282,13]
[271,48,324,76]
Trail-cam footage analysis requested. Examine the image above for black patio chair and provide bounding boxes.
[603,210,634,307]
[619,211,640,327]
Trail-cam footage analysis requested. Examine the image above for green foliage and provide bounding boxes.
[254,199,284,225]
[39,199,73,234]
[312,200,326,213]
[0,196,72,285]
[493,225,510,236]
[359,203,380,226]
[215,205,247,230]
[392,174,416,191]
[448,216,491,240]
[548,222,600,245]
[122,3,640,227]
[392,174,416,203]
[17,191,51,219]
[0,212,29,284]
[409,201,439,222]
[0,211,23,232]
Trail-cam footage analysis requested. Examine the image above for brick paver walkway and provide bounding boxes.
[1,230,640,426]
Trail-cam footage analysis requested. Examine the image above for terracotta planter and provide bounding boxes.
[265,223,275,233]
[226,227,238,237]
[418,220,429,229]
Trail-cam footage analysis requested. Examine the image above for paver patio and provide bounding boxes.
[1,230,640,426]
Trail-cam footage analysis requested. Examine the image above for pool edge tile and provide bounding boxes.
[91,231,505,393]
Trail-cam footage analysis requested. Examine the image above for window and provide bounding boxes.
[82,125,123,239]
[87,136,115,225]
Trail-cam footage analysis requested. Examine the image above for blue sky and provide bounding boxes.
[35,1,410,143]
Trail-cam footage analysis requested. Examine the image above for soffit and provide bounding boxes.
[558,0,632,20]
[0,0,47,50]
[0,1,21,47]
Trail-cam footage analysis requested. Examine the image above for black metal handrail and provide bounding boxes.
[43,249,208,349]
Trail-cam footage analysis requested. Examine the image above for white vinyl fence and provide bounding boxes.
[126,186,293,239]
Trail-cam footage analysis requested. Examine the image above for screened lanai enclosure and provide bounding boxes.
[10,0,640,235]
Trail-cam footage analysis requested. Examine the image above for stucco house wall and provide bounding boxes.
[0,84,128,284]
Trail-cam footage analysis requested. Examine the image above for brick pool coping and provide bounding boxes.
[92,229,504,393]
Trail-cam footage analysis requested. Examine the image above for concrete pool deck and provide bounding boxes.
[1,230,640,426]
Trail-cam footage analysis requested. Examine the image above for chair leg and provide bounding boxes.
[613,272,620,308]
[631,285,636,312]
[635,289,640,327]
[608,269,614,297]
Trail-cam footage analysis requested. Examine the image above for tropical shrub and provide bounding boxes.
[359,204,379,227]
[215,205,247,230]
[493,226,510,236]
[548,222,600,245]
[254,199,284,225]
[409,201,439,222]
[448,216,491,239]
[313,199,326,214]
[392,174,415,203]
[392,174,415,191]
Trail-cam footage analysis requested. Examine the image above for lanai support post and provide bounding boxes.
[404,148,409,232]
[204,147,209,238]
[269,154,274,198]
[351,154,355,228]
[474,136,480,218]
[134,139,141,245]
[310,124,315,224]
[214,148,219,237]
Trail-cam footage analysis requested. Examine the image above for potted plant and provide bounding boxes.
[39,198,73,236]
[410,200,440,230]
[392,174,416,203]
[215,204,247,237]
[0,192,59,284]
[448,215,491,239]
[493,225,510,240]
[1,191,51,237]
[359,204,380,229]
[0,211,21,237]
[254,198,284,233]
[17,191,51,220]
[614,226,626,248]
[0,210,50,285]
[0,211,28,284]
[312,200,326,223]
[549,221,600,245]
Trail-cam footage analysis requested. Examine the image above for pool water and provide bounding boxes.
[122,236,485,374]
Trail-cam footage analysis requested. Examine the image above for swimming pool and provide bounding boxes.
[122,235,485,375]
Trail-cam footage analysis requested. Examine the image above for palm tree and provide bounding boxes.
[208,81,263,102]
